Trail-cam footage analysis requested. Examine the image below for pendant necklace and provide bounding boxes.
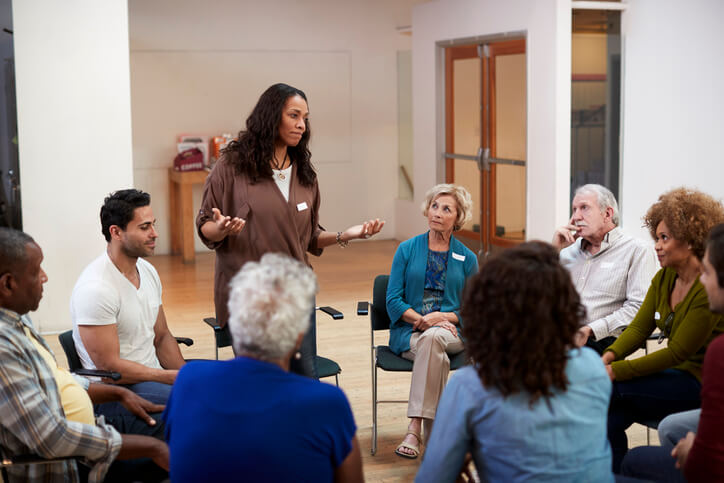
[272,153,289,180]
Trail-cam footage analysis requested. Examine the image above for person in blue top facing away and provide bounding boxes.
[417,241,619,482]
[162,253,363,482]
[387,184,479,459]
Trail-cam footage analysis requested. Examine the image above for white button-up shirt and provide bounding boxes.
[560,227,658,340]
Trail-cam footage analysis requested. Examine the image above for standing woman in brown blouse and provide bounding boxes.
[196,83,384,378]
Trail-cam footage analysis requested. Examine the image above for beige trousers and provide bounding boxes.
[402,327,464,419]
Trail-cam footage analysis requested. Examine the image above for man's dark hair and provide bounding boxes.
[0,227,35,276]
[708,223,724,288]
[100,189,151,242]
[461,241,586,405]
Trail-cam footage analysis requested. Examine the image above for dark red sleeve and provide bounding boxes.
[684,334,724,482]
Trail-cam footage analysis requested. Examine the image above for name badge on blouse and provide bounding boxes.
[296,202,308,212]
[654,311,661,320]
[452,252,465,262]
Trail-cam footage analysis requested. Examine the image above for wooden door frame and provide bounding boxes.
[444,39,526,249]
[488,38,526,248]
[444,44,481,242]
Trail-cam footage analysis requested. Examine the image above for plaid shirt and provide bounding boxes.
[0,308,122,483]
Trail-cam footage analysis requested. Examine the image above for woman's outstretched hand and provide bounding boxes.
[201,208,246,242]
[344,218,385,241]
[212,208,245,235]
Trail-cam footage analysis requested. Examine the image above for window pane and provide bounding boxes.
[452,57,481,155]
[494,53,526,240]
[571,9,621,202]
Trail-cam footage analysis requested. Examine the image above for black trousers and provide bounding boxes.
[289,304,318,379]
[585,335,617,355]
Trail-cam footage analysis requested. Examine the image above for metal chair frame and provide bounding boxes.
[362,274,466,455]
[203,306,343,386]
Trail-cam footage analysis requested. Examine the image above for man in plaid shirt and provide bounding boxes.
[0,228,168,482]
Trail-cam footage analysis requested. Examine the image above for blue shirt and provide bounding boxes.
[163,357,356,482]
[416,348,614,483]
[386,232,478,354]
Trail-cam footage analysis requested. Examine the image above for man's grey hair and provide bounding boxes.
[0,228,35,275]
[575,184,620,226]
[227,253,318,361]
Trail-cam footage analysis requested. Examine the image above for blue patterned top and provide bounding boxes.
[422,250,448,315]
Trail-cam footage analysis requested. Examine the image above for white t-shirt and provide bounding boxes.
[70,252,163,370]
[272,164,293,201]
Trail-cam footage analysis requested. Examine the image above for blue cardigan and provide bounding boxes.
[386,232,479,355]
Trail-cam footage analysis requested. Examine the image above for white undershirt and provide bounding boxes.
[272,165,293,201]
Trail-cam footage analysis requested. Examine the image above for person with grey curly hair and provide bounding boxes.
[227,252,317,362]
[387,183,478,459]
[552,183,657,354]
[162,253,363,482]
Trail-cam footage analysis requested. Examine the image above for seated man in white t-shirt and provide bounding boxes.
[71,189,185,404]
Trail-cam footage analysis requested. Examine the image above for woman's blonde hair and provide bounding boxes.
[421,184,473,231]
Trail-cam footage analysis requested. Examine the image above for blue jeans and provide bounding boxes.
[124,380,173,405]
[95,381,169,440]
[608,369,701,473]
[657,409,700,449]
[621,445,685,482]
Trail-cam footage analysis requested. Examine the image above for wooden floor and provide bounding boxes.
[45,239,654,482]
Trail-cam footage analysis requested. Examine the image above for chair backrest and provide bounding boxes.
[371,274,391,331]
[58,330,83,372]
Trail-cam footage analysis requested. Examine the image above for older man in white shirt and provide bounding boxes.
[553,184,657,353]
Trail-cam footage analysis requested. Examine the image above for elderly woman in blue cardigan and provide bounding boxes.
[386,184,478,459]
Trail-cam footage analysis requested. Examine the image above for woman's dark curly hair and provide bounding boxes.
[461,241,585,405]
[222,83,316,186]
[643,187,724,260]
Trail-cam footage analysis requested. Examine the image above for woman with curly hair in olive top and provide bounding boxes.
[417,242,616,482]
[603,187,724,473]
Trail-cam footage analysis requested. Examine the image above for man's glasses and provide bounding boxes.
[657,311,675,344]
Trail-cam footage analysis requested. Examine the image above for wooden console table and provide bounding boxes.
[168,168,209,263]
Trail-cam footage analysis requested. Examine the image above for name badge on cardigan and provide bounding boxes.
[452,252,466,262]
[296,202,308,211]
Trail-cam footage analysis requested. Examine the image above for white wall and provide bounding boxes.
[13,0,134,333]
[129,0,423,254]
[399,0,571,242]
[620,0,724,241]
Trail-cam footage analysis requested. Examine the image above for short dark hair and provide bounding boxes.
[708,223,724,288]
[0,227,35,276]
[223,83,316,187]
[461,241,585,405]
[100,189,151,242]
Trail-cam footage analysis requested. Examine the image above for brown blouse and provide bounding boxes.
[196,158,323,326]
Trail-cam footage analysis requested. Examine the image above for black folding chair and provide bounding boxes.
[203,306,343,385]
[58,329,193,378]
[361,274,467,455]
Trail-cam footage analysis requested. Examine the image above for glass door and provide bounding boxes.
[444,39,526,257]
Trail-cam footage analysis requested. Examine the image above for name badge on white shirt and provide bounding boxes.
[452,252,466,262]
[601,262,614,269]
[296,202,308,211]
[654,311,661,320]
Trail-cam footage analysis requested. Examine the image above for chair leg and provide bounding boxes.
[372,351,378,455]
[334,374,339,387]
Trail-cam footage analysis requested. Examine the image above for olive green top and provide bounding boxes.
[605,267,724,382]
